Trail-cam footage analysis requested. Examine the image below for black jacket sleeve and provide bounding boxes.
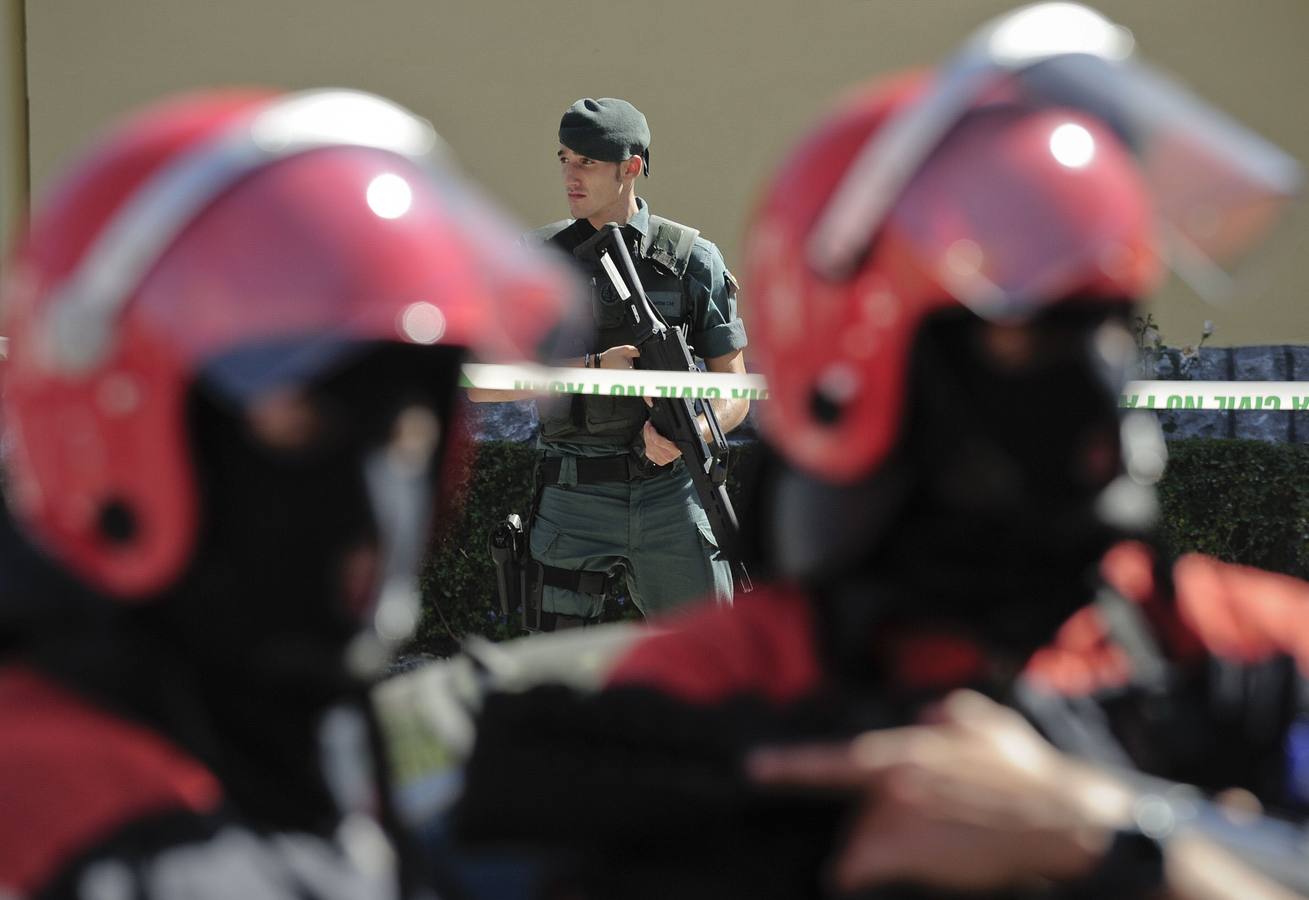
[453,683,876,900]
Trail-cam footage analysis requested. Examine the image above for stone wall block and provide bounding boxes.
[1232,346,1290,441]
[463,400,539,444]
[1152,346,1231,440]
[1289,346,1309,444]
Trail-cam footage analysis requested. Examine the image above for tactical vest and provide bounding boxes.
[527,216,700,447]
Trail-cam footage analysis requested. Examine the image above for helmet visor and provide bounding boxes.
[37,88,586,406]
[808,2,1302,310]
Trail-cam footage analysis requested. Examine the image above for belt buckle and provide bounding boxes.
[627,451,664,481]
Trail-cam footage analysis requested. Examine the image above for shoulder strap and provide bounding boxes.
[521,219,575,246]
[641,215,700,276]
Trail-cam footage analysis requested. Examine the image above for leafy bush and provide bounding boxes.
[1156,439,1309,579]
[415,441,538,657]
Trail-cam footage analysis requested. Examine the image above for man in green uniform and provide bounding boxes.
[474,97,749,629]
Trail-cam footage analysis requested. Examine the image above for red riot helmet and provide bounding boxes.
[748,74,1161,486]
[743,3,1300,641]
[0,89,576,633]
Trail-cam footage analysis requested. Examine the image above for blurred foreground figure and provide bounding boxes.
[455,3,1309,898]
[0,89,572,898]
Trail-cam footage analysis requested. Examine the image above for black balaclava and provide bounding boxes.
[22,341,463,835]
[151,342,462,830]
[767,305,1142,683]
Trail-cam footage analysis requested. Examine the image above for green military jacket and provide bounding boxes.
[526,199,747,455]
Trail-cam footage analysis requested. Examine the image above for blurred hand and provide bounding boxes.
[748,690,1133,894]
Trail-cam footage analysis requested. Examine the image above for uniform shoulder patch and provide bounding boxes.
[724,268,740,298]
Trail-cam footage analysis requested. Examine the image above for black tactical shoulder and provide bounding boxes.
[641,215,701,277]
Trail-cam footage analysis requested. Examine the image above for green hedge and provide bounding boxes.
[411,438,1309,657]
[1155,439,1309,580]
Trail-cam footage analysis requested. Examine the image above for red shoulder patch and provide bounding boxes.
[606,584,823,704]
[1174,554,1309,670]
[0,666,222,894]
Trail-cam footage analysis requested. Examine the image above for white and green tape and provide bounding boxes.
[459,364,1309,411]
[459,363,771,401]
[1117,381,1309,411]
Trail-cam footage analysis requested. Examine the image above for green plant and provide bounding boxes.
[1130,314,1215,379]
[1131,312,1165,373]
[412,441,538,657]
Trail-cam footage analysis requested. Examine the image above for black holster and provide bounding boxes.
[488,514,546,632]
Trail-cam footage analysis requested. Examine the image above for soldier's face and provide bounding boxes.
[558,145,626,222]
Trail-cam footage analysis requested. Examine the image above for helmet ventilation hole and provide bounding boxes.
[810,387,844,424]
[810,363,859,424]
[97,500,138,545]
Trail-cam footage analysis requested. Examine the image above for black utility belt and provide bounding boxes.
[539,454,668,485]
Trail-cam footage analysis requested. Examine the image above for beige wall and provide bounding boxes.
[1,0,27,275]
[17,0,1309,345]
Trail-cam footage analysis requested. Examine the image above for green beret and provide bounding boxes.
[559,97,651,175]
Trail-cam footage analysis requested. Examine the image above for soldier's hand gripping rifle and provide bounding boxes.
[574,224,752,592]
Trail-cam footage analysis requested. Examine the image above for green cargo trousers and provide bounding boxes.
[530,459,734,619]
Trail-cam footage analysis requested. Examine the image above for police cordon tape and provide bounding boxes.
[459,364,1309,411]
[460,363,771,401]
[0,337,1295,410]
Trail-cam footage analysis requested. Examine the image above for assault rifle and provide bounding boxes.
[573,224,752,592]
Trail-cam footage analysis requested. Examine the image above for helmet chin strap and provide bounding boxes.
[347,406,441,679]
